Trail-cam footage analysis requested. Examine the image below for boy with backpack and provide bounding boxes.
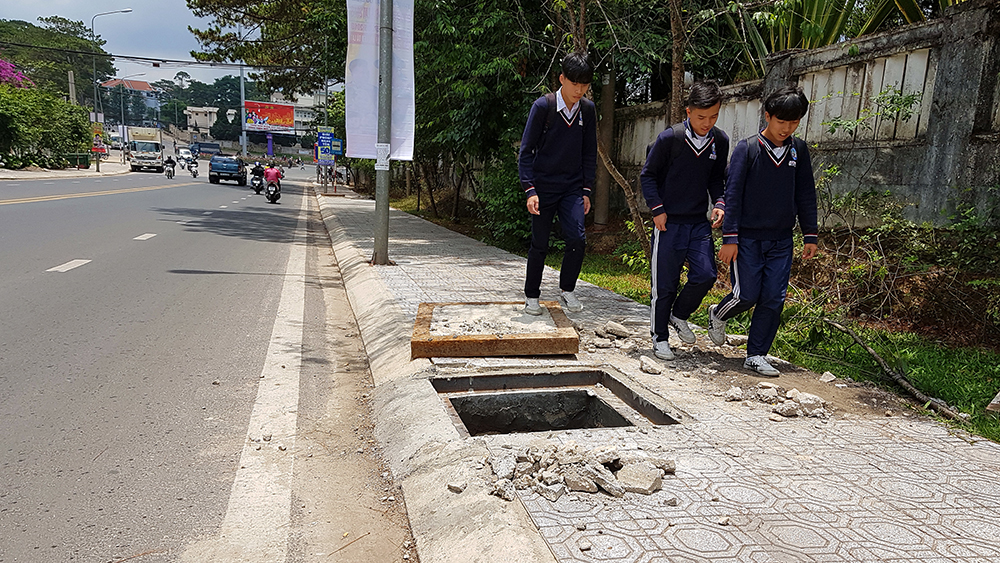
[640,81,729,360]
[518,52,597,315]
[708,85,818,377]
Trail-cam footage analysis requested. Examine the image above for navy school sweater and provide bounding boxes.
[640,121,729,224]
[518,94,597,199]
[722,133,818,245]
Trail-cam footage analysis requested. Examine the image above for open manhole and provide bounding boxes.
[432,368,688,437]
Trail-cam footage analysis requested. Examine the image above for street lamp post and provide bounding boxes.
[91,8,132,172]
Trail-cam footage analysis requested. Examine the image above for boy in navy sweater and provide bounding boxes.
[708,85,818,377]
[640,81,729,360]
[518,52,597,315]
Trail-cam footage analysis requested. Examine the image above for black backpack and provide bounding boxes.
[646,123,717,174]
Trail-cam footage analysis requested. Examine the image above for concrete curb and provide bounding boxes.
[0,166,132,181]
[313,189,558,563]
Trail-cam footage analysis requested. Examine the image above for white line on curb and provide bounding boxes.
[133,233,157,241]
[47,259,91,272]
[188,191,308,561]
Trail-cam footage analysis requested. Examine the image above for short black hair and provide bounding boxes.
[764,85,809,120]
[561,52,593,84]
[686,80,723,109]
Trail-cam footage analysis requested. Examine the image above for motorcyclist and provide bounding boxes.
[164,155,176,177]
[264,163,283,189]
[251,161,265,178]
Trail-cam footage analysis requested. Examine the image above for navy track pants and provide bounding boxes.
[524,190,586,299]
[650,222,718,342]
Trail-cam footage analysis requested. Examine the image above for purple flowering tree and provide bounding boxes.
[0,57,33,88]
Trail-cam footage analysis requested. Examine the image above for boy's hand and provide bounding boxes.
[718,243,738,265]
[583,196,591,215]
[710,208,724,229]
[653,213,667,231]
[802,243,818,259]
[527,195,540,215]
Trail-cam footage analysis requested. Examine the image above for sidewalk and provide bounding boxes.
[0,157,131,180]
[314,188,1000,563]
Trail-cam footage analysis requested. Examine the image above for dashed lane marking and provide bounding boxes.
[46,259,91,273]
[220,205,228,208]
[0,182,195,206]
[202,211,213,215]
[133,233,157,241]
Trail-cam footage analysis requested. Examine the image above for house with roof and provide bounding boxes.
[101,78,162,111]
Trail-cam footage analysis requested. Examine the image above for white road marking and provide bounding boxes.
[47,259,91,273]
[232,201,239,204]
[45,182,54,185]
[72,181,80,184]
[133,233,157,241]
[202,211,213,215]
[220,205,228,208]
[187,192,307,561]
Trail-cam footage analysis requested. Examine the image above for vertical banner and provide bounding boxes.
[345,0,415,160]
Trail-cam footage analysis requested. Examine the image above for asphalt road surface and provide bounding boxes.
[0,169,334,562]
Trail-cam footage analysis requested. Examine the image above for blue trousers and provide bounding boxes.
[650,222,718,342]
[714,238,794,356]
[524,190,586,299]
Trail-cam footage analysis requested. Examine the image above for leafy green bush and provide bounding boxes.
[476,155,530,251]
[0,83,90,166]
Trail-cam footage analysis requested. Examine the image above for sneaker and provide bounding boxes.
[669,315,696,344]
[560,291,583,312]
[653,340,674,360]
[744,355,780,377]
[707,304,727,346]
[524,298,543,316]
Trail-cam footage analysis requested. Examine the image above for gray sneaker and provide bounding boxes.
[524,298,543,316]
[669,315,696,344]
[707,305,727,346]
[560,291,583,312]
[744,355,780,377]
[653,340,674,360]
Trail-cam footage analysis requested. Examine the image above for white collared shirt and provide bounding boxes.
[555,88,580,121]
[685,124,711,151]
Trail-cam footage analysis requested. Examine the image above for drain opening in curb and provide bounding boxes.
[450,389,632,435]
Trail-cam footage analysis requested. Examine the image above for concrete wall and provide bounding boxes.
[612,0,1000,225]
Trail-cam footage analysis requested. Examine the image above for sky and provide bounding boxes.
[3,0,249,86]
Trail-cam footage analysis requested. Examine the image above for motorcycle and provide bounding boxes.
[165,163,175,179]
[251,174,264,194]
[189,160,199,178]
[265,181,281,204]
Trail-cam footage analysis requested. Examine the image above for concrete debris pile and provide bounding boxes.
[724,382,831,419]
[487,441,676,502]
[585,321,643,354]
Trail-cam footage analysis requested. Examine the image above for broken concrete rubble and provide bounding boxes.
[604,321,632,338]
[489,453,517,480]
[616,461,663,494]
[640,356,663,374]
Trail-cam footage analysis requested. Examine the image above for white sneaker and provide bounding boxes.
[653,340,674,360]
[524,298,543,316]
[707,305,727,346]
[560,291,583,312]
[669,315,696,344]
[744,355,780,377]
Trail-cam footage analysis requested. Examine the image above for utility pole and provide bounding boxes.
[371,0,393,265]
[238,23,247,157]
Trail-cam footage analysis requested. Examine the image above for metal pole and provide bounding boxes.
[372,0,393,265]
[238,24,247,157]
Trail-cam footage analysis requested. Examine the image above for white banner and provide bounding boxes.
[345,0,415,160]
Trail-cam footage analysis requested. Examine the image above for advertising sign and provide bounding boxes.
[344,0,415,160]
[244,101,295,134]
[316,126,336,165]
[91,122,107,153]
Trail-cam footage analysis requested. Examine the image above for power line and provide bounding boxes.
[0,40,312,71]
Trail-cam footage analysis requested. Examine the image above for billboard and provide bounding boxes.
[244,101,295,133]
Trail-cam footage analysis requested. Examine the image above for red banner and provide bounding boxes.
[244,101,295,133]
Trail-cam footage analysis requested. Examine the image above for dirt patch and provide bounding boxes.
[290,201,418,562]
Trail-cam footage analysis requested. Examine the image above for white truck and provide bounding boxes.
[126,127,164,172]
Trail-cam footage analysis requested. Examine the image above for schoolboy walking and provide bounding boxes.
[707,85,818,376]
[640,81,729,360]
[518,52,597,315]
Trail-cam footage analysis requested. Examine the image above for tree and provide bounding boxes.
[0,17,116,105]
[187,0,348,94]
[174,72,191,89]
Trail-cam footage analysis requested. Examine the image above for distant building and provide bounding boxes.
[101,78,161,111]
[183,106,220,136]
[270,90,334,134]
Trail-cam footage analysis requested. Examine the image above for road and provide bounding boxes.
[0,168,410,562]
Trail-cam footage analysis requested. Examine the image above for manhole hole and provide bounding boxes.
[433,368,688,437]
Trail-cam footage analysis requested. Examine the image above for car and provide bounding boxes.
[208,155,247,185]
[177,147,193,162]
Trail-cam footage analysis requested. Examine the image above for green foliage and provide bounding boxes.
[209,110,241,141]
[0,17,116,105]
[476,153,531,250]
[0,83,90,167]
[613,219,652,275]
